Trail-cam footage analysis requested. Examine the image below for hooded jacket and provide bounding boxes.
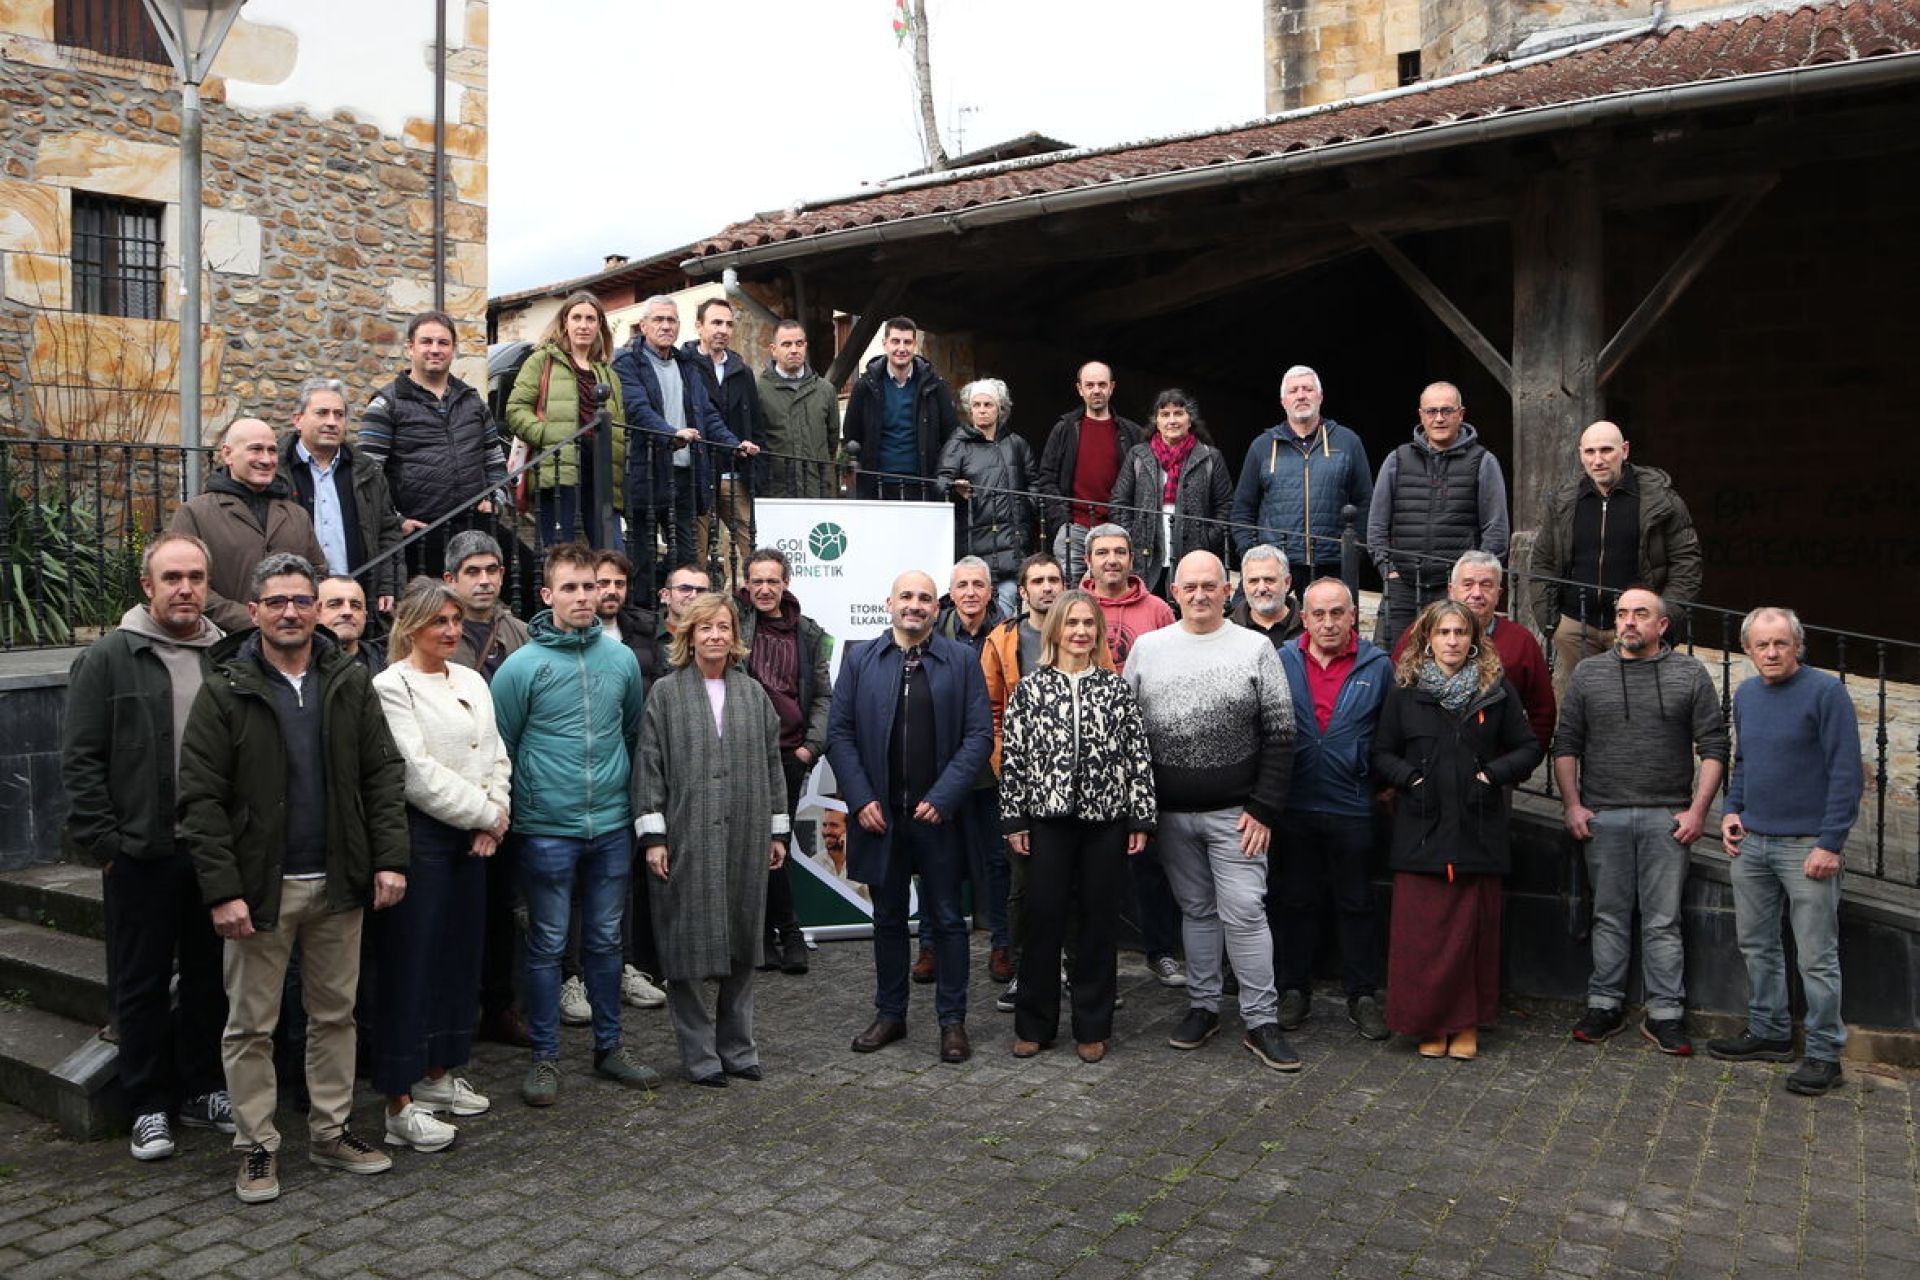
[1365,422,1509,586]
[490,609,646,840]
[1529,463,1703,630]
[1279,637,1393,817]
[755,362,842,499]
[358,372,506,523]
[936,420,1038,579]
[842,353,958,483]
[611,337,739,513]
[1551,643,1728,811]
[1108,436,1233,571]
[178,629,409,926]
[1079,573,1175,668]
[169,470,330,634]
[1230,417,1373,565]
[1035,408,1147,533]
[276,430,405,603]
[503,342,629,489]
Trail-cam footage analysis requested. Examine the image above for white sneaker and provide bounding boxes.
[621,965,667,1009]
[410,1074,490,1116]
[383,1102,456,1152]
[559,975,592,1025]
[130,1110,175,1161]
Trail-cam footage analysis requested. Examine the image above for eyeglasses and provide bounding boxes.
[665,584,705,596]
[1420,406,1462,418]
[258,594,317,612]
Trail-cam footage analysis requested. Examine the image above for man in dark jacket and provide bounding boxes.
[1230,366,1373,579]
[317,576,385,675]
[170,417,330,634]
[1365,382,1509,644]
[1035,362,1146,585]
[738,548,833,976]
[755,320,841,499]
[841,317,957,500]
[279,378,403,612]
[63,533,231,1162]
[357,310,507,580]
[1529,421,1703,703]
[683,298,767,576]
[179,553,409,1202]
[1230,544,1303,648]
[612,296,749,594]
[1274,579,1392,1041]
[827,571,993,1063]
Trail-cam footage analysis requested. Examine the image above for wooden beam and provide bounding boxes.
[823,277,911,390]
[1356,227,1513,394]
[1064,233,1361,328]
[1596,177,1777,385]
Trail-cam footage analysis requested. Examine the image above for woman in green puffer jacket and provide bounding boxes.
[506,290,628,548]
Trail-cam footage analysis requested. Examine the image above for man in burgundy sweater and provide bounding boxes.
[1036,362,1145,586]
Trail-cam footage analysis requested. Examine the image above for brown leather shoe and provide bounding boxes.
[477,1007,533,1048]
[1076,1041,1107,1064]
[989,947,1014,983]
[850,1018,907,1053]
[911,947,937,984]
[1447,1028,1479,1061]
[940,1023,972,1063]
[1011,1039,1043,1058]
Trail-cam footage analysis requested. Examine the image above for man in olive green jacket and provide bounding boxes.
[755,319,841,499]
[179,552,408,1203]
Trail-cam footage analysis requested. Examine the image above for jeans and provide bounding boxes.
[1584,806,1689,1019]
[1272,810,1382,999]
[1158,808,1278,1027]
[520,830,632,1059]
[1729,832,1846,1061]
[920,786,1009,951]
[871,809,968,1024]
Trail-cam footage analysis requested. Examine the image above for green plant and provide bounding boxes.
[0,495,140,646]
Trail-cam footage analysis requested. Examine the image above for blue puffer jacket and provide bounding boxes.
[1230,417,1373,565]
[1278,637,1392,817]
[491,612,645,840]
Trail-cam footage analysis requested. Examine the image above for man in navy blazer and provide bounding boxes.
[826,570,993,1063]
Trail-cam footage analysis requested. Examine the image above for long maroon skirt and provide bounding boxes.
[1384,871,1502,1038]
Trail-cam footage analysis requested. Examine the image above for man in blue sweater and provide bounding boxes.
[1706,607,1863,1096]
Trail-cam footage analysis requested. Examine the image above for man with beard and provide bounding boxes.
[1082,524,1173,667]
[594,550,661,676]
[1230,545,1302,649]
[1231,366,1372,581]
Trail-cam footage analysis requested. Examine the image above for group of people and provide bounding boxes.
[60,309,1865,1209]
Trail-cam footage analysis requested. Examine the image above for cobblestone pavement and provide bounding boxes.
[2,938,1916,1279]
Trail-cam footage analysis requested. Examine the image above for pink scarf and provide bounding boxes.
[1149,432,1197,506]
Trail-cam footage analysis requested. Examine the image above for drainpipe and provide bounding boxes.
[432,0,447,310]
[721,267,781,327]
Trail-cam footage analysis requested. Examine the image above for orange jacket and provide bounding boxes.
[980,615,1115,776]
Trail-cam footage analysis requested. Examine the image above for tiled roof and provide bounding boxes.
[689,1,1920,260]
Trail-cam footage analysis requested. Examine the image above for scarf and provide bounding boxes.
[1416,659,1478,716]
[1149,431,1197,506]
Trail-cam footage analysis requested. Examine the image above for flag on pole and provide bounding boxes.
[893,0,909,46]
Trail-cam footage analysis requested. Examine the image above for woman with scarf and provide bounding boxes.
[1371,600,1542,1060]
[1108,389,1233,601]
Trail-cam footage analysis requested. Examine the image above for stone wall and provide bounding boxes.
[0,0,488,446]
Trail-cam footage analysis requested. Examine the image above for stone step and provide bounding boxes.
[0,862,107,940]
[0,917,110,1027]
[0,1000,123,1140]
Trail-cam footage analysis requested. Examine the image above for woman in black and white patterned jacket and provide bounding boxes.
[1000,589,1156,1063]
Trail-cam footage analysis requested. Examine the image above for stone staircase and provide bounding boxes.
[0,863,122,1139]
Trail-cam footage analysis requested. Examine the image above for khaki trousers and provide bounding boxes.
[221,877,363,1152]
[694,475,755,588]
[1551,614,1614,706]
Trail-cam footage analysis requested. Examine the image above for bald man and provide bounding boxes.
[1529,421,1701,703]
[170,418,329,633]
[826,571,993,1064]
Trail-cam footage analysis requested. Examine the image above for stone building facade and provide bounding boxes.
[0,0,489,447]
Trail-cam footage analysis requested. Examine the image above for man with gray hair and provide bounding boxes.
[1230,366,1372,581]
[1083,523,1173,667]
[1230,545,1302,649]
[1707,607,1862,1096]
[279,377,403,613]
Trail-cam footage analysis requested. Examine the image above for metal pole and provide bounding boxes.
[180,79,203,497]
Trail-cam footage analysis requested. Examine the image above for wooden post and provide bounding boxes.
[1511,164,1602,537]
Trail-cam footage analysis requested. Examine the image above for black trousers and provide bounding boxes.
[1271,809,1383,998]
[1014,818,1126,1045]
[479,833,521,1018]
[104,853,227,1115]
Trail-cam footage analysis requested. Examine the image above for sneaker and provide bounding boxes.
[521,1059,561,1108]
[1641,1017,1693,1056]
[179,1090,236,1134]
[1706,1031,1796,1062]
[235,1143,279,1203]
[308,1128,392,1175]
[1148,954,1188,988]
[1277,989,1311,1031]
[1348,995,1389,1042]
[1244,1023,1304,1072]
[129,1111,175,1161]
[621,965,667,1009]
[558,975,593,1026]
[383,1102,456,1152]
[1785,1057,1844,1096]
[1571,1006,1625,1044]
[996,975,1019,1013]
[593,1045,663,1090]
[1168,1007,1221,1050]
[411,1074,491,1116]
[779,927,811,975]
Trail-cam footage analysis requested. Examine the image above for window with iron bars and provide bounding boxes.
[54,0,170,64]
[72,193,166,320]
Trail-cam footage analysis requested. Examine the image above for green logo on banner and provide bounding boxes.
[808,522,848,562]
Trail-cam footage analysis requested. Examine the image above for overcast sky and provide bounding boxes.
[489,0,1267,296]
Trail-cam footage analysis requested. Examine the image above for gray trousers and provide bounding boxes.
[1584,806,1689,1020]
[1158,808,1278,1028]
[666,961,757,1080]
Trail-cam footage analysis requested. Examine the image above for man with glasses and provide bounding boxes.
[179,553,409,1202]
[279,378,403,614]
[653,562,714,680]
[1365,382,1509,645]
[1124,551,1299,1072]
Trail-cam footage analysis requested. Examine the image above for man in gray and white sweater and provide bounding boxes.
[1553,586,1728,1056]
[1125,550,1298,1072]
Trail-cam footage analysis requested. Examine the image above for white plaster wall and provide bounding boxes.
[218,0,464,137]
